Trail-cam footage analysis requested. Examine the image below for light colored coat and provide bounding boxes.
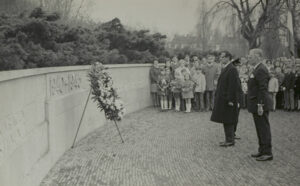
[174,66,190,81]
[181,79,194,99]
[268,77,279,93]
[192,72,206,92]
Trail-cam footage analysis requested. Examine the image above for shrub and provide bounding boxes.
[0,8,169,71]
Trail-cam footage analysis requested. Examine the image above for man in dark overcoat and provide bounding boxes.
[247,48,273,161]
[211,51,241,147]
[232,58,244,140]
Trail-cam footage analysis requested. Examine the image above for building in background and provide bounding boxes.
[165,13,249,58]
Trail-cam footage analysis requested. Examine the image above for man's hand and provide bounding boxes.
[228,102,234,106]
[257,104,264,116]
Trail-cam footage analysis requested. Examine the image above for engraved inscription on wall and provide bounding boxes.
[48,72,83,97]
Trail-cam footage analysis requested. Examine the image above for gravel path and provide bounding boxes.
[41,108,300,186]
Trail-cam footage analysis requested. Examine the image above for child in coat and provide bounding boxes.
[149,60,160,107]
[268,72,279,111]
[192,67,206,111]
[295,67,300,110]
[181,73,195,113]
[165,68,173,109]
[170,75,182,112]
[158,68,169,111]
[240,76,248,108]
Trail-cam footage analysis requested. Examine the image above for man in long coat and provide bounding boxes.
[211,51,241,147]
[232,59,244,139]
[247,48,273,161]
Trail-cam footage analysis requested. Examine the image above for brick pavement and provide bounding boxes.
[41,108,300,186]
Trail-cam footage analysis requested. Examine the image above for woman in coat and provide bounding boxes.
[150,60,161,107]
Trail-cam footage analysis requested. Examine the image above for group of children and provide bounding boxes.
[150,54,300,112]
[150,56,208,113]
[267,58,300,111]
[235,57,300,111]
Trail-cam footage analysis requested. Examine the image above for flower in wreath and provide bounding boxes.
[115,99,124,110]
[89,62,125,121]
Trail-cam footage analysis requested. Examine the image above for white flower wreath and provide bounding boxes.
[88,62,125,121]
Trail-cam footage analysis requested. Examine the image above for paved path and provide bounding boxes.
[41,108,300,186]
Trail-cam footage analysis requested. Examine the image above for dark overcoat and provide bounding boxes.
[295,75,300,95]
[211,63,241,124]
[247,63,273,113]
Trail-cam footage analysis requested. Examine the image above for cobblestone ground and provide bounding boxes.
[41,108,300,186]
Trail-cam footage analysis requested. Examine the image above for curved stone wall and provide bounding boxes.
[0,64,152,186]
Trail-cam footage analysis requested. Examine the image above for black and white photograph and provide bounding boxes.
[0,0,300,185]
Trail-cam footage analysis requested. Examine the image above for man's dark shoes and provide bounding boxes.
[256,155,273,161]
[251,152,263,158]
[219,141,225,145]
[234,136,241,140]
[219,142,234,147]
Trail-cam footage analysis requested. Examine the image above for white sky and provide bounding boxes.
[87,0,215,37]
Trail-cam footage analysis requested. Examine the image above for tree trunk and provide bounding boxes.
[247,37,259,49]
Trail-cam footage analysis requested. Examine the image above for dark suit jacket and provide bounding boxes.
[247,63,272,113]
[295,75,300,94]
[211,63,241,124]
[283,72,296,90]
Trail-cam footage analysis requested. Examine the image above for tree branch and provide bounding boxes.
[249,1,262,13]
[75,0,85,19]
[260,0,266,10]
[229,0,243,22]
[240,0,246,13]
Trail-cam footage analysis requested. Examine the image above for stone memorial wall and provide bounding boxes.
[0,64,152,186]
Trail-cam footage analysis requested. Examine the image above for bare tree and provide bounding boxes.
[211,0,286,49]
[196,0,216,50]
[284,0,300,34]
[36,0,92,23]
[284,0,300,56]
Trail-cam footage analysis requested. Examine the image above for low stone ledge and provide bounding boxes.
[0,64,152,83]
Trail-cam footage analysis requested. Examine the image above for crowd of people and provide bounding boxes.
[149,53,300,113]
[239,57,300,112]
[150,50,300,161]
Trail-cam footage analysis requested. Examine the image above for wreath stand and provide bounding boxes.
[71,88,124,148]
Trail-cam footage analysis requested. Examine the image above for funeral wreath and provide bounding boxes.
[88,62,125,121]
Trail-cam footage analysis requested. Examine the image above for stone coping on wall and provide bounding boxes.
[0,64,153,82]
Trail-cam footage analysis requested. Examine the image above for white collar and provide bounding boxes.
[253,62,261,70]
[223,61,231,68]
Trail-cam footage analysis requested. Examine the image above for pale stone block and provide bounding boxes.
[47,90,87,117]
[0,122,48,186]
[23,100,45,131]
[0,76,46,119]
